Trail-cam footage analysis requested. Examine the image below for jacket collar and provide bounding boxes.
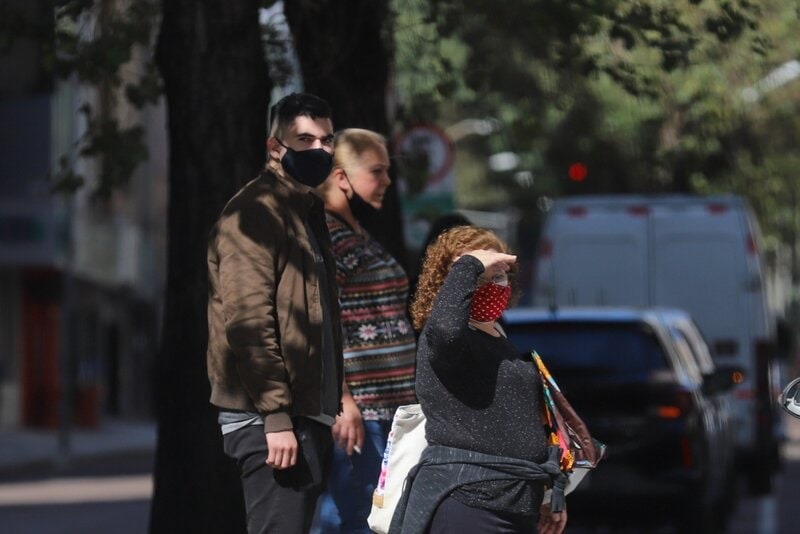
[265,159,323,213]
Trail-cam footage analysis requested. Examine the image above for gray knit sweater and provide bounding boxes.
[414,255,549,516]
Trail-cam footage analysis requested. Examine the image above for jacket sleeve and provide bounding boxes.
[217,201,293,432]
[424,255,484,369]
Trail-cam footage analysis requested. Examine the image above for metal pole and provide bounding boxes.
[792,184,798,307]
[57,197,74,467]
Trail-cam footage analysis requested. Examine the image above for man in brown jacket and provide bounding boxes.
[207,92,344,534]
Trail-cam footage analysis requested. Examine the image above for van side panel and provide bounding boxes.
[558,238,648,306]
[536,205,648,307]
[651,229,751,447]
[652,237,744,356]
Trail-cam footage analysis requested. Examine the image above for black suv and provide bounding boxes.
[502,307,739,531]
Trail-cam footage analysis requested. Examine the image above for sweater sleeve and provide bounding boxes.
[424,255,484,368]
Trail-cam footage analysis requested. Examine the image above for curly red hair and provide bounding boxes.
[410,226,518,330]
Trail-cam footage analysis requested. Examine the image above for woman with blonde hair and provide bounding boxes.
[316,129,417,533]
[393,226,567,534]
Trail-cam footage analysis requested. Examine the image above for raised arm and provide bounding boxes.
[424,250,516,367]
[423,255,484,363]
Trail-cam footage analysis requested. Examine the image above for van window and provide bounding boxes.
[677,321,716,374]
[505,321,669,381]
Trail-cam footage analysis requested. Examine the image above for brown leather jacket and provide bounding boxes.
[207,162,343,433]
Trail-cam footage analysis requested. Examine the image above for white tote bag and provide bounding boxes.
[367,403,428,534]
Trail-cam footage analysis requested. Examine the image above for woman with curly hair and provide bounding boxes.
[393,226,568,534]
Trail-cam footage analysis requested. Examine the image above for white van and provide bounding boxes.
[532,194,782,492]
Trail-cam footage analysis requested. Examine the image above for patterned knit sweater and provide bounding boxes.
[326,211,417,420]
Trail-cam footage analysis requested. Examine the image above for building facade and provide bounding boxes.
[0,0,166,429]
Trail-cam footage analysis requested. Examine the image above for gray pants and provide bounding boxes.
[222,418,333,534]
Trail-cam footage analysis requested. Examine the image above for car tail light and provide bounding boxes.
[731,369,745,384]
[627,205,649,217]
[657,405,682,419]
[707,203,729,215]
[754,339,775,432]
[566,206,587,218]
[746,234,758,255]
[679,436,694,468]
[656,388,693,419]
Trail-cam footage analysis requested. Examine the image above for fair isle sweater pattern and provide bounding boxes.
[326,212,417,421]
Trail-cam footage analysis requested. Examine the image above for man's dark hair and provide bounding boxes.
[269,92,332,137]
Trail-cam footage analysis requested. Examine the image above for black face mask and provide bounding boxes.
[345,175,380,226]
[276,140,333,188]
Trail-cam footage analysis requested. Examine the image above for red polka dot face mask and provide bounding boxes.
[469,281,512,323]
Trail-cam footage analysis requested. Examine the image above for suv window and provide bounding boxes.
[667,326,704,385]
[504,321,669,381]
[677,321,715,374]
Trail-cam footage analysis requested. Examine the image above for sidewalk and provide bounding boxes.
[0,419,157,480]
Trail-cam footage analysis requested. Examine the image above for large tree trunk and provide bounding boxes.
[284,0,407,267]
[150,2,270,532]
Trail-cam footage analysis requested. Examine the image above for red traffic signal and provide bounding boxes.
[568,162,587,182]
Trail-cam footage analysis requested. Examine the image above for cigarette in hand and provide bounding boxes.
[353,445,362,454]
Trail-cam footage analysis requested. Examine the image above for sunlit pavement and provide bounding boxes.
[0,451,154,533]
[0,421,155,534]
[723,413,800,534]
[0,474,152,506]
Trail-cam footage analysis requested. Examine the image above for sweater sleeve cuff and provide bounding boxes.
[457,254,485,273]
[263,412,293,433]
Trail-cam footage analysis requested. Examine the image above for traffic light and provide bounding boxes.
[568,162,587,182]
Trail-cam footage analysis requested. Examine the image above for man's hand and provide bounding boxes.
[265,430,298,469]
[332,393,364,455]
[537,501,567,534]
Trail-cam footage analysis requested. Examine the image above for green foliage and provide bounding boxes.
[681,0,800,259]
[79,113,148,198]
[0,0,161,199]
[52,0,158,81]
[391,0,797,227]
[52,0,161,199]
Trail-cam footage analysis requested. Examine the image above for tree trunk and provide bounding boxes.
[284,0,408,267]
[150,2,270,532]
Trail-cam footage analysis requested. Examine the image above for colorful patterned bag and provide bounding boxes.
[533,351,606,500]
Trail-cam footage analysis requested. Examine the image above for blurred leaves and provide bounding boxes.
[79,116,148,198]
[1,0,161,199]
[391,0,800,253]
[3,0,798,260]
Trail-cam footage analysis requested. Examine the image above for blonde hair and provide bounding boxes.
[410,226,519,330]
[319,128,387,194]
